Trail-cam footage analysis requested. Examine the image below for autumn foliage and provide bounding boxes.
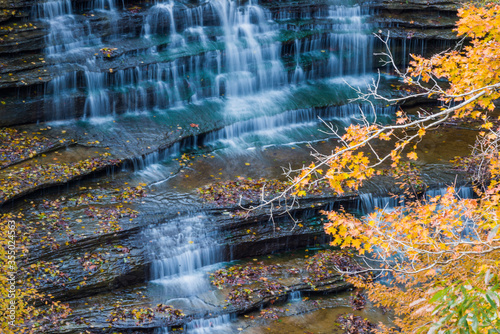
[0,154,121,204]
[0,214,71,334]
[0,128,65,168]
[410,4,500,117]
[0,182,147,333]
[290,3,500,333]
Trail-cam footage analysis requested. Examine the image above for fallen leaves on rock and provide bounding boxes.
[210,262,280,288]
[337,313,377,334]
[0,154,121,203]
[0,127,64,168]
[350,290,367,311]
[304,250,364,286]
[107,302,184,326]
[79,252,106,272]
[198,177,323,206]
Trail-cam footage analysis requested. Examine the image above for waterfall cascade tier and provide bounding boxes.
[0,0,462,126]
[138,186,475,333]
[8,0,379,121]
[144,214,233,332]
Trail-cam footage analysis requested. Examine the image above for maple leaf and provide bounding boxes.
[407,152,418,160]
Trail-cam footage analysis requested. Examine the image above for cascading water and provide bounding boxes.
[35,0,119,118]
[283,5,373,79]
[37,0,377,120]
[358,193,405,214]
[93,0,117,11]
[182,314,237,334]
[143,1,179,40]
[144,214,232,332]
[288,291,302,303]
[128,102,396,177]
[33,0,95,57]
[359,186,475,214]
[204,104,395,144]
[210,0,286,96]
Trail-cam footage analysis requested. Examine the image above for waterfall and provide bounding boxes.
[359,186,475,214]
[359,193,405,214]
[204,104,395,144]
[209,0,286,96]
[83,60,114,118]
[33,0,93,57]
[183,314,235,333]
[36,0,377,120]
[143,1,178,39]
[93,0,116,11]
[425,186,474,200]
[288,290,302,302]
[44,71,78,120]
[145,214,223,304]
[33,0,72,18]
[290,5,373,78]
[144,214,239,333]
[155,314,235,334]
[34,0,119,118]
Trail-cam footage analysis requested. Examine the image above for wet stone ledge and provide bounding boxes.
[371,0,463,42]
[53,248,354,333]
[25,199,334,302]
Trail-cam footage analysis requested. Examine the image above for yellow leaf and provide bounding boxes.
[407,152,418,160]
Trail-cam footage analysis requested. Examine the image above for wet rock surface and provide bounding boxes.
[372,0,463,47]
[56,249,357,333]
[2,99,474,308]
[3,123,474,333]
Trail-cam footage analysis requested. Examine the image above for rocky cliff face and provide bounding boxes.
[0,0,463,127]
[374,0,463,39]
[371,0,464,70]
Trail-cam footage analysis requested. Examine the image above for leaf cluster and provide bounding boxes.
[210,262,280,288]
[0,154,121,203]
[198,177,321,206]
[337,313,377,334]
[0,127,64,168]
[0,214,72,334]
[107,302,184,326]
[303,250,364,286]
